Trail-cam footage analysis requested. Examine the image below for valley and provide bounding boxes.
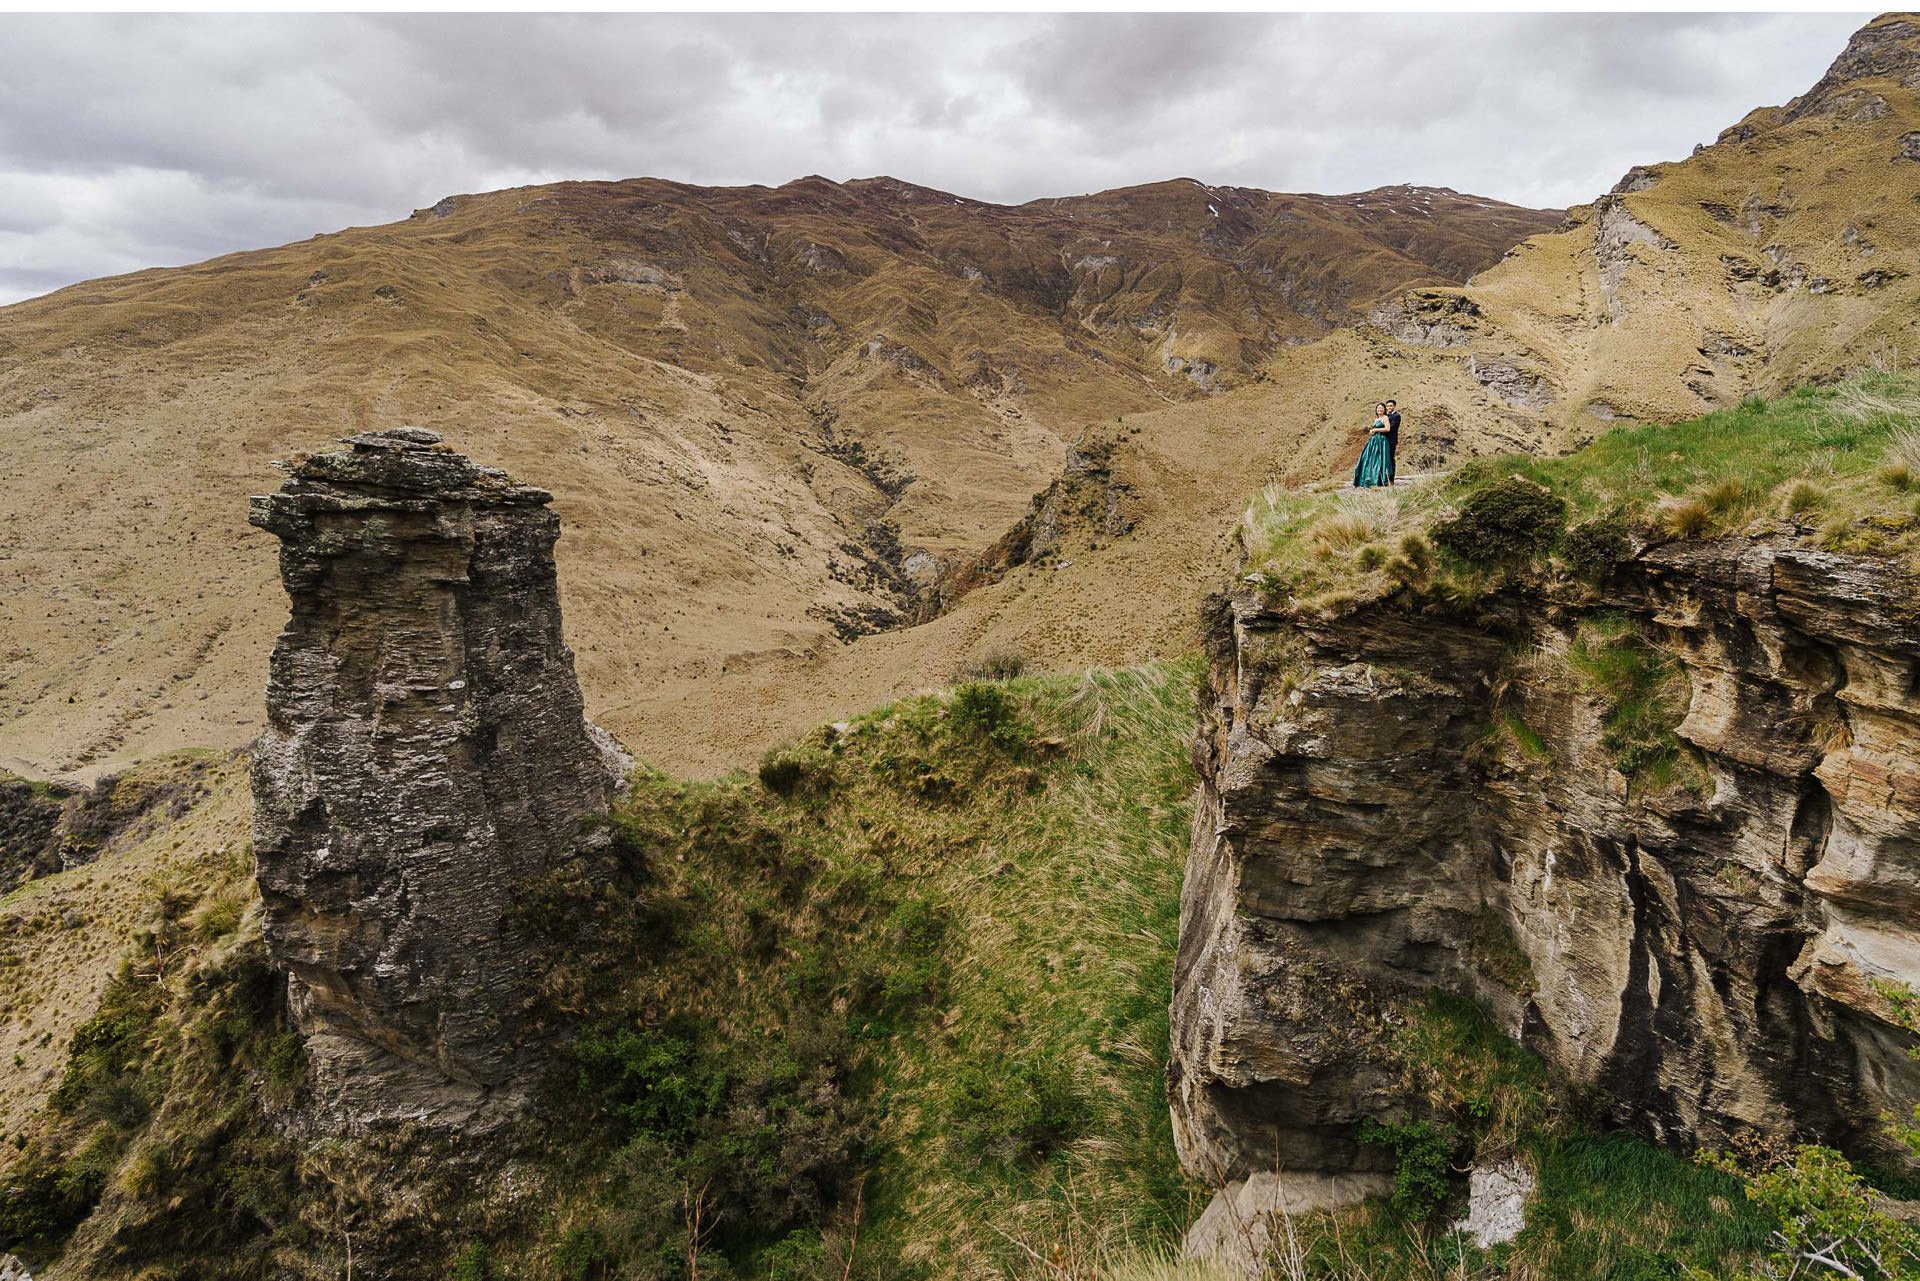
[3,12,1920,1281]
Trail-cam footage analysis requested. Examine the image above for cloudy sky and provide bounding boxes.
[0,11,1871,306]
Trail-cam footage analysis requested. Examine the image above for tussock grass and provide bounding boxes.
[1093,1248,1241,1281]
[1889,426,1920,473]
[520,661,1206,1281]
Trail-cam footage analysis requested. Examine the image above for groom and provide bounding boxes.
[1383,398,1402,483]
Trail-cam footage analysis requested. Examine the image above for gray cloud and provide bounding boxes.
[0,11,1871,305]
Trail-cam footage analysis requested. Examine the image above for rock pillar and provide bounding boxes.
[249,427,622,1126]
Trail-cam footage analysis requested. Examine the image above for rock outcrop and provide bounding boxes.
[249,428,624,1128]
[0,777,68,896]
[1,756,225,896]
[1171,531,1920,1189]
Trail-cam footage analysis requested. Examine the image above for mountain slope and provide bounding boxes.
[619,10,1920,771]
[0,174,1553,780]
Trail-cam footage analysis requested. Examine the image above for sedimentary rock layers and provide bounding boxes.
[249,428,621,1127]
[1171,533,1920,1184]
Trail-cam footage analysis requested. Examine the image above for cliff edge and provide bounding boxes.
[1171,527,1920,1190]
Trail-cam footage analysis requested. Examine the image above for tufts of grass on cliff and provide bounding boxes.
[0,664,1205,1280]
[1235,994,1775,1281]
[514,661,1205,1281]
[1240,368,1920,610]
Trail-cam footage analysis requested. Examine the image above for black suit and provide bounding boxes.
[1384,411,1400,481]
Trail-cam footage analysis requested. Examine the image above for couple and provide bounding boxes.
[1352,399,1400,488]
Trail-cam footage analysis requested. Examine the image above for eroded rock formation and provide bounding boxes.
[1171,531,1920,1188]
[249,428,624,1127]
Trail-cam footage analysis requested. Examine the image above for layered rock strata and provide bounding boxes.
[249,428,623,1127]
[1171,531,1920,1187]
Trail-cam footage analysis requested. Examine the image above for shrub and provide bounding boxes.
[947,1051,1090,1166]
[0,1140,113,1247]
[1432,476,1566,566]
[450,1242,495,1281]
[757,1230,831,1280]
[1880,461,1916,491]
[949,682,1031,755]
[1560,515,1631,583]
[1359,1118,1458,1220]
[873,895,948,1013]
[953,647,1027,682]
[573,1027,725,1141]
[1702,1145,1920,1281]
[50,971,162,1121]
[553,1225,616,1281]
[1356,544,1387,571]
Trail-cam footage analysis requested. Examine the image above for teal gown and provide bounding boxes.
[1353,427,1394,488]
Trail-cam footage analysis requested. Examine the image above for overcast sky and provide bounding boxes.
[0,11,1872,306]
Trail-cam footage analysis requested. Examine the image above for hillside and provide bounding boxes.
[399,10,1920,777]
[623,9,1920,772]
[0,174,1552,782]
[5,15,1920,1281]
[0,659,1835,1281]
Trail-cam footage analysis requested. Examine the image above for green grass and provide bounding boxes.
[518,661,1206,1280]
[1291,997,1771,1281]
[1241,370,1920,610]
[1562,614,1701,790]
[1508,1134,1770,1279]
[6,655,1888,1281]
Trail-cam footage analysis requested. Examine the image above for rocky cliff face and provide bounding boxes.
[1170,531,1920,1187]
[249,428,624,1128]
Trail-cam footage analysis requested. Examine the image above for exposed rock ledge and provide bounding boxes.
[1171,531,1920,1194]
[248,428,625,1130]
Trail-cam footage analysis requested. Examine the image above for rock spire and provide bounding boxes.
[248,428,623,1126]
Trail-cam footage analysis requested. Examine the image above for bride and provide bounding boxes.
[1352,402,1395,488]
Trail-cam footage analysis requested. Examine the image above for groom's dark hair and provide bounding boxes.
[1386,398,1398,407]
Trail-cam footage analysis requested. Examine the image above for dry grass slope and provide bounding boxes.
[0,173,1551,782]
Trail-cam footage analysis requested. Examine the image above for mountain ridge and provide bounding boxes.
[0,168,1554,781]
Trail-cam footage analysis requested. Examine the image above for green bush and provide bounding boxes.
[1359,1118,1458,1220]
[1432,476,1567,566]
[947,1050,1090,1167]
[50,971,163,1120]
[871,895,948,1015]
[554,1225,617,1280]
[948,682,1032,755]
[1702,1145,1920,1281]
[756,1229,831,1280]
[0,1140,113,1247]
[574,1027,725,1141]
[1560,515,1631,583]
[450,1242,495,1281]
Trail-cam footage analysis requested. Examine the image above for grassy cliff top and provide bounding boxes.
[1240,369,1920,613]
